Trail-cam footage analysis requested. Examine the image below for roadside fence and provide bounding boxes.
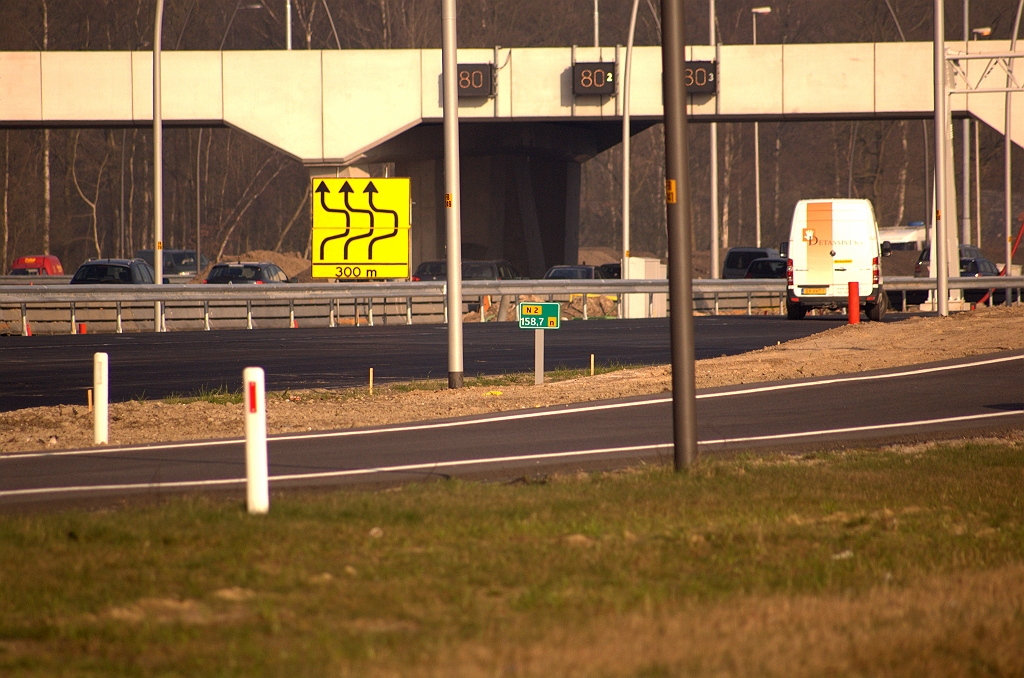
[2,277,1021,335]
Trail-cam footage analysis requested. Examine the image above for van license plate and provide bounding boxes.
[801,287,827,295]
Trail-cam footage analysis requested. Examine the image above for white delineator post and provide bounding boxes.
[243,367,269,514]
[93,352,108,445]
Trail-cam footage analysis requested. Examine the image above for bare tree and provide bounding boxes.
[274,183,310,252]
[721,123,735,250]
[71,131,110,258]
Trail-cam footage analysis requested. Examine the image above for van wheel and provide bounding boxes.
[786,300,806,320]
[867,292,888,321]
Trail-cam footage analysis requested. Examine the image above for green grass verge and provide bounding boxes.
[385,361,646,393]
[163,385,243,405]
[159,362,645,404]
[2,443,1022,675]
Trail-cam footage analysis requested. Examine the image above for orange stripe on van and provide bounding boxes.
[804,202,833,286]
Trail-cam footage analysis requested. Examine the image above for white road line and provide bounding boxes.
[3,409,1022,499]
[699,409,1024,446]
[0,443,669,498]
[697,352,1024,399]
[3,352,1022,461]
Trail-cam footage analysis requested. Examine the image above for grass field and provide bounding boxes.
[1,441,1023,677]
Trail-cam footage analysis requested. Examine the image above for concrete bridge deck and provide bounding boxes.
[2,42,1022,165]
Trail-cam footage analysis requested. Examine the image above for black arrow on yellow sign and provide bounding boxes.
[316,181,351,260]
[366,183,399,258]
[341,182,375,259]
[316,180,403,261]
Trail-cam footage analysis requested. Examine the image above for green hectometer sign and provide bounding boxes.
[518,302,560,329]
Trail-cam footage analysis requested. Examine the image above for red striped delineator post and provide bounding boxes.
[848,281,860,325]
[243,367,269,514]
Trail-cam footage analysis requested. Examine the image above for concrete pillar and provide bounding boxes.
[564,161,582,266]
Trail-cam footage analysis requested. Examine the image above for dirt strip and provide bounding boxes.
[3,305,1023,454]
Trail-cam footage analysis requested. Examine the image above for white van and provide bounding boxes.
[784,199,891,320]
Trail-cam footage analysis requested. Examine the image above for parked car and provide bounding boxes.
[959,256,1005,304]
[464,260,523,280]
[722,247,781,279]
[543,265,602,279]
[70,258,157,284]
[744,257,787,279]
[135,249,209,276]
[411,259,524,281]
[914,244,984,277]
[905,245,990,305]
[203,261,290,284]
[597,262,621,279]
[9,255,63,276]
[412,260,447,281]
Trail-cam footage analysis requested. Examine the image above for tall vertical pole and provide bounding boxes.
[710,0,720,278]
[196,129,202,277]
[961,0,971,244]
[153,0,165,330]
[752,12,762,247]
[934,0,949,316]
[622,0,640,291]
[441,0,464,388]
[975,118,982,246]
[1005,1,1024,278]
[286,0,292,50]
[594,0,599,48]
[662,0,698,469]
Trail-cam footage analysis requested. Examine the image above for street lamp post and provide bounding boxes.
[972,27,991,248]
[752,7,771,248]
[153,0,165,332]
[622,0,640,297]
[710,0,720,278]
[934,0,949,317]
[1006,2,1024,284]
[962,0,971,245]
[661,0,697,469]
[441,0,465,388]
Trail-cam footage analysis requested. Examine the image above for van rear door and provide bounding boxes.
[801,201,833,291]
[830,202,873,296]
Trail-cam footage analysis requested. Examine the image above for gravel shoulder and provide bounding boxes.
[3,306,1024,455]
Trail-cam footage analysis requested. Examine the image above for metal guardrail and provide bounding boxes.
[0,275,73,285]
[2,277,1022,335]
[9,275,1021,301]
[0,279,672,302]
[885,275,1024,291]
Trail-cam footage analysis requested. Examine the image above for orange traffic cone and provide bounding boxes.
[291,318,298,328]
[24,320,31,337]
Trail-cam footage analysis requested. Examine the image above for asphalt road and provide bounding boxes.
[0,316,848,411]
[2,351,1022,506]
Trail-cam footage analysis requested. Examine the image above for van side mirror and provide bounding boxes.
[881,241,892,257]
[779,242,789,258]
